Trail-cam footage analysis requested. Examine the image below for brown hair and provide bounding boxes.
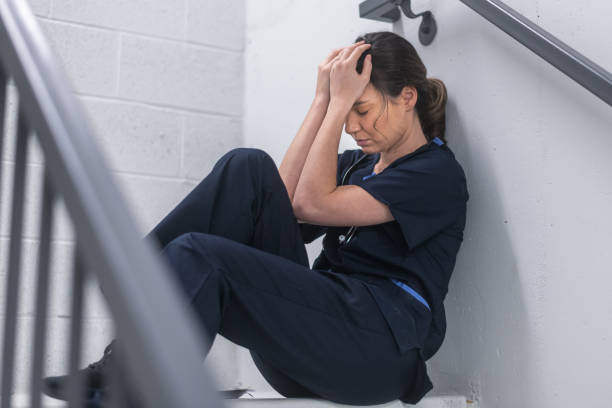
[354,31,448,144]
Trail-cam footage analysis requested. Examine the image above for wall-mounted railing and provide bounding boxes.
[0,0,225,406]
[459,0,611,107]
[359,0,612,107]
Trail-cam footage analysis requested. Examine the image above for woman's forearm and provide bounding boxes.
[293,101,348,209]
[279,97,329,204]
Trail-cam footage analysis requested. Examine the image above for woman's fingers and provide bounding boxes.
[327,47,343,59]
[324,49,343,65]
[326,40,365,64]
[347,43,371,63]
[336,41,369,63]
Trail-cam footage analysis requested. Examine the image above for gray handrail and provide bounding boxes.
[359,0,612,107]
[459,0,612,107]
[0,0,225,406]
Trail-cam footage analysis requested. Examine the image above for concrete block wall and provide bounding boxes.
[1,0,247,397]
[13,1,612,405]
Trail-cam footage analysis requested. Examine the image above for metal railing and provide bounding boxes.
[459,0,611,107]
[0,0,225,407]
[359,0,612,107]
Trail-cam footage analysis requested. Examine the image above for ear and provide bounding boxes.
[401,86,418,111]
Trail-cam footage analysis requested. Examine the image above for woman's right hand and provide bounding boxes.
[315,41,365,102]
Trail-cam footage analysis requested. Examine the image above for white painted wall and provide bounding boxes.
[3,0,611,405]
[244,0,612,406]
[1,0,245,397]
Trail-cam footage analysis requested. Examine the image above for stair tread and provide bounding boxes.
[229,391,467,408]
[12,391,467,407]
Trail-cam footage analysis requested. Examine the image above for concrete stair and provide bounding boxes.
[225,392,474,408]
[10,390,470,407]
[228,391,469,407]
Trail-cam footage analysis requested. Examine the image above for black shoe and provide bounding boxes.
[42,339,117,401]
[43,338,252,405]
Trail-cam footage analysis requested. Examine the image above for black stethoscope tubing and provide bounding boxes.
[338,152,369,245]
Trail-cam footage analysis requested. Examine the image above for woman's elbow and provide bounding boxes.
[292,194,310,221]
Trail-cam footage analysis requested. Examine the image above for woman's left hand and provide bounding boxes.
[329,42,372,108]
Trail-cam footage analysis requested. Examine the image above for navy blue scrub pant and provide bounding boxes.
[141,147,426,405]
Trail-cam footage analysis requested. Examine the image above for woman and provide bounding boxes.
[43,31,469,406]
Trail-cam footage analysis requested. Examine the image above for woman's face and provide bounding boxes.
[344,83,420,154]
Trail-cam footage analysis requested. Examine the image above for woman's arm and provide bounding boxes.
[279,43,356,207]
[278,96,329,205]
[292,42,380,226]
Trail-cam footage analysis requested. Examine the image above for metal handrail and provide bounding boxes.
[359,0,612,107]
[0,0,224,406]
[459,0,612,107]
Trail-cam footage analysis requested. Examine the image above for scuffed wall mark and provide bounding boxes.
[467,376,482,405]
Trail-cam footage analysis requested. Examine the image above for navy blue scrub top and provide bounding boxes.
[299,137,469,360]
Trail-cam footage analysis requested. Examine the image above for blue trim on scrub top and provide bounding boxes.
[362,137,445,180]
[391,279,431,311]
[362,171,376,181]
[361,136,444,180]
[362,137,441,311]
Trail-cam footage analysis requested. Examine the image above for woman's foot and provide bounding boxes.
[42,339,252,404]
[42,339,117,401]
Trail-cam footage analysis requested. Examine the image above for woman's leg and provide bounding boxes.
[149,147,319,397]
[249,350,320,398]
[45,148,316,402]
[155,148,426,404]
[160,232,421,405]
[143,147,309,268]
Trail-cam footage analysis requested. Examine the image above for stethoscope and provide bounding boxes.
[337,152,369,246]
[336,137,445,246]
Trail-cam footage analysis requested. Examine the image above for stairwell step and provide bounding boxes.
[10,391,468,407]
[228,391,467,408]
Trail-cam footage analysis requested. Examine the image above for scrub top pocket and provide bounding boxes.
[361,279,425,355]
[392,282,433,351]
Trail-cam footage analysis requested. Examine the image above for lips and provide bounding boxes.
[356,139,369,145]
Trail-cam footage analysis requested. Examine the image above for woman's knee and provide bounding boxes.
[159,233,226,299]
[223,147,273,163]
[220,147,278,175]
[164,232,226,262]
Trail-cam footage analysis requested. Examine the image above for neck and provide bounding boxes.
[375,124,428,172]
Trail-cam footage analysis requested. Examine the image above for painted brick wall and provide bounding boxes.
[1,0,246,399]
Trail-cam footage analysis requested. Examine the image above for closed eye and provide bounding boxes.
[357,111,368,116]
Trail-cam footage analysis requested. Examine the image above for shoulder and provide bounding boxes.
[386,146,469,203]
[400,146,466,182]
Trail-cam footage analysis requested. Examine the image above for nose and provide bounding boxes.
[345,111,361,135]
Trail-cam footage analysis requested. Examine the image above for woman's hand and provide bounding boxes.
[315,41,366,102]
[329,41,372,107]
